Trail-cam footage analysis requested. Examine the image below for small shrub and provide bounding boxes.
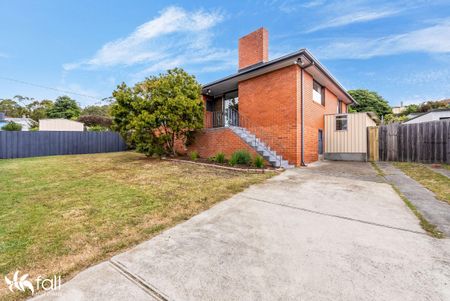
[253,155,265,168]
[1,121,22,131]
[215,152,225,164]
[88,125,109,132]
[189,151,199,161]
[229,150,252,166]
[78,115,113,128]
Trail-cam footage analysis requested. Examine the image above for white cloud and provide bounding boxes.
[278,0,325,13]
[305,9,400,33]
[316,19,450,59]
[63,6,232,74]
[293,0,439,33]
[302,0,326,8]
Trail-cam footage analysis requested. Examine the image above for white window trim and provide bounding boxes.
[335,115,348,131]
[313,80,324,105]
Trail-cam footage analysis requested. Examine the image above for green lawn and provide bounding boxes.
[393,162,450,205]
[0,152,274,300]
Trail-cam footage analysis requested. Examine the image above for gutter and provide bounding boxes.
[300,50,357,105]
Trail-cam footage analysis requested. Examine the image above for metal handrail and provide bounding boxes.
[204,109,289,166]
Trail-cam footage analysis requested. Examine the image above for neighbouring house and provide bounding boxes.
[186,28,356,167]
[324,112,378,161]
[0,112,35,131]
[392,102,406,115]
[403,108,450,124]
[39,119,84,131]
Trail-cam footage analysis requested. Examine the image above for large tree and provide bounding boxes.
[348,89,392,118]
[26,100,54,121]
[111,68,203,156]
[81,105,111,117]
[0,99,27,117]
[47,96,81,119]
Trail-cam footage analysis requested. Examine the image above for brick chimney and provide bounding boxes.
[238,27,268,70]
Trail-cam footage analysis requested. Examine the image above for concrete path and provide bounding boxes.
[33,162,450,301]
[426,164,450,179]
[378,162,450,237]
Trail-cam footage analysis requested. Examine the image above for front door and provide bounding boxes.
[223,91,239,127]
[318,129,323,155]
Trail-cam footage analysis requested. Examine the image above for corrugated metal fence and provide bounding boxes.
[0,131,127,159]
[378,120,450,163]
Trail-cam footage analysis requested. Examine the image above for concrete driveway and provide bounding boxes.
[33,161,450,301]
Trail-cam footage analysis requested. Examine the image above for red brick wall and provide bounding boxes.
[199,66,349,166]
[238,65,299,165]
[238,28,268,69]
[302,71,340,163]
[186,128,261,160]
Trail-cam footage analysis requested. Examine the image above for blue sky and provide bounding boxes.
[1,0,450,107]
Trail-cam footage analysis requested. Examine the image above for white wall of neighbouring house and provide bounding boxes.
[39,119,84,131]
[404,111,450,124]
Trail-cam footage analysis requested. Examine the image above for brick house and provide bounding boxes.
[187,28,356,167]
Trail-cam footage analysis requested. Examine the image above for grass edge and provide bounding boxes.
[370,162,444,239]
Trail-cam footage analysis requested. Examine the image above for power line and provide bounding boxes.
[0,75,106,102]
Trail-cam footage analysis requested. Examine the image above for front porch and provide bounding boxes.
[204,90,239,129]
[198,91,293,168]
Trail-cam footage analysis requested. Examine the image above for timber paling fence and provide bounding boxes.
[0,131,127,159]
[378,120,450,163]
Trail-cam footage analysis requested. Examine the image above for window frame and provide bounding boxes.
[335,115,348,131]
[337,99,342,113]
[312,80,325,106]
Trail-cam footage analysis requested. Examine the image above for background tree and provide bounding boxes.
[348,89,392,118]
[0,99,27,117]
[416,100,449,113]
[81,105,111,117]
[47,96,81,119]
[111,68,203,156]
[26,100,54,121]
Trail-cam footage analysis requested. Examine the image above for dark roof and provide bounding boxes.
[202,49,356,104]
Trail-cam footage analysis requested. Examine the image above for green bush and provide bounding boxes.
[189,150,199,161]
[215,152,225,164]
[253,155,265,168]
[1,121,22,131]
[88,125,109,132]
[229,150,252,166]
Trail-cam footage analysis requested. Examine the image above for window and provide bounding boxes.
[336,115,347,131]
[337,100,343,113]
[313,80,324,105]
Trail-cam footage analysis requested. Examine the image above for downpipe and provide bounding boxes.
[299,61,314,167]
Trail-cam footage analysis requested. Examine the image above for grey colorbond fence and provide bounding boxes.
[378,120,450,163]
[0,131,127,159]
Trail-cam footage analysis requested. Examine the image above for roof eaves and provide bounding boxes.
[202,49,305,89]
[202,48,357,105]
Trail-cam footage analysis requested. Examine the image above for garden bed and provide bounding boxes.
[166,157,280,173]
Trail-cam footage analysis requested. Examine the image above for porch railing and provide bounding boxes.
[204,109,289,167]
